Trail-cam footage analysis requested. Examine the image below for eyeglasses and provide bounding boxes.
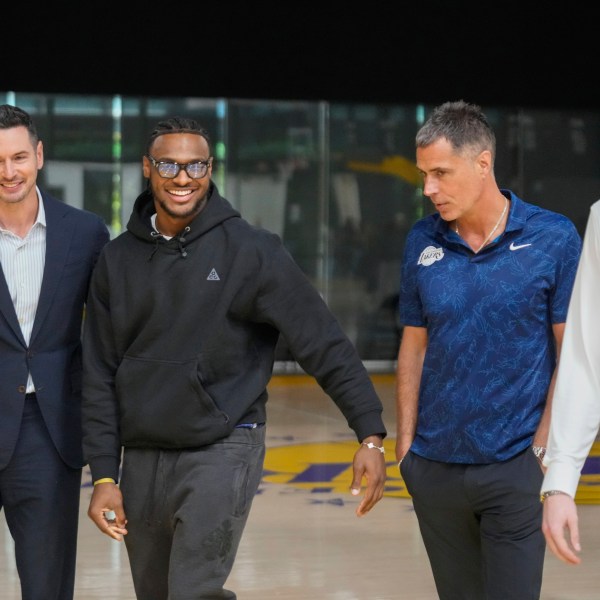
[146,155,212,179]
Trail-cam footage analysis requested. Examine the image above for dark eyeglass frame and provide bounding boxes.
[146,154,213,179]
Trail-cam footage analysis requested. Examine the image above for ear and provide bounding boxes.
[36,140,44,170]
[142,155,151,179]
[476,149,492,176]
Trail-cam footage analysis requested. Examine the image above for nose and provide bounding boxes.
[173,167,192,183]
[0,160,17,178]
[422,176,437,198]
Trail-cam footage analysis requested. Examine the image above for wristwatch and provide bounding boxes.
[540,490,569,503]
[532,446,546,462]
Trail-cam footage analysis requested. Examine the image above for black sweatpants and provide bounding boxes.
[120,425,266,600]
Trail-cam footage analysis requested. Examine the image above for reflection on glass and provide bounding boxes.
[1,90,597,367]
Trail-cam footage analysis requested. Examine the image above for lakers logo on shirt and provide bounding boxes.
[418,246,444,266]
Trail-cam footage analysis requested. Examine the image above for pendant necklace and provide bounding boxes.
[455,198,508,254]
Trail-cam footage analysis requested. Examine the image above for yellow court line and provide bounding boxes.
[267,376,600,504]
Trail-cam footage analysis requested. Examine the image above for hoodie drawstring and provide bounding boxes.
[177,226,191,258]
[149,226,191,260]
[149,231,162,261]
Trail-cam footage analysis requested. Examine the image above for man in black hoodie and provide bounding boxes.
[82,117,387,599]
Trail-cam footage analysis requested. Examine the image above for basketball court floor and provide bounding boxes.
[1,375,599,599]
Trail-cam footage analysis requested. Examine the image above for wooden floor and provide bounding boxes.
[2,375,599,599]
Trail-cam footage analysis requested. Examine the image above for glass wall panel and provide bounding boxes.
[224,99,325,277]
[2,90,598,370]
[223,99,326,362]
[503,108,600,236]
[327,102,424,362]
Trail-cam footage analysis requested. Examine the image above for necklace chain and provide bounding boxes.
[455,198,508,253]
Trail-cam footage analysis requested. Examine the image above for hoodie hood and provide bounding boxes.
[127,182,241,258]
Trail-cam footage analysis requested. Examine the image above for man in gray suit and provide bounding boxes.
[0,104,109,600]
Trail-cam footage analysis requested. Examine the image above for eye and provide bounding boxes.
[158,162,179,177]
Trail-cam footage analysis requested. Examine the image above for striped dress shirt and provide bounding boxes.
[0,187,46,393]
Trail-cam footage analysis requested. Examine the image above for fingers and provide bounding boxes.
[101,509,128,541]
[351,445,386,517]
[89,505,128,541]
[88,485,128,541]
[544,529,581,565]
[104,524,128,542]
[355,487,383,517]
[352,473,385,516]
[542,495,582,565]
[568,525,582,555]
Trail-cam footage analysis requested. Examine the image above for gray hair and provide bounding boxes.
[416,100,496,163]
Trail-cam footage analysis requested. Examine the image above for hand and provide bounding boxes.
[395,438,411,468]
[87,481,128,541]
[532,446,547,474]
[350,437,386,517]
[542,493,581,564]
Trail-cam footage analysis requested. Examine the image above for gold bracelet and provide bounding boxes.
[362,442,385,455]
[93,477,116,486]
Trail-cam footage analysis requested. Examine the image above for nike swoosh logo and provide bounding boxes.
[510,242,532,251]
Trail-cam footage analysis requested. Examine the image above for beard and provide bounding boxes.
[0,180,35,205]
[154,191,208,221]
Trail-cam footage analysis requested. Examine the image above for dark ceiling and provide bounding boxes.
[5,6,597,110]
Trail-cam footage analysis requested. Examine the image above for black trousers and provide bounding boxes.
[401,448,545,600]
[0,394,81,600]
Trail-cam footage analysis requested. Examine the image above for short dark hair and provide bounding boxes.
[416,100,496,163]
[147,117,211,155]
[0,104,39,146]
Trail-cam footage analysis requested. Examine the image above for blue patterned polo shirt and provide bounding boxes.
[399,190,582,463]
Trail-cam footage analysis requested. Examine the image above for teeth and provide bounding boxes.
[170,190,192,196]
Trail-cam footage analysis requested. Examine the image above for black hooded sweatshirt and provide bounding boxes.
[82,183,386,482]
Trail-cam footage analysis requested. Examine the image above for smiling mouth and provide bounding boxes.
[168,189,193,197]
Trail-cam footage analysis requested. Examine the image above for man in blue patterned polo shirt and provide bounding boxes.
[395,100,582,600]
